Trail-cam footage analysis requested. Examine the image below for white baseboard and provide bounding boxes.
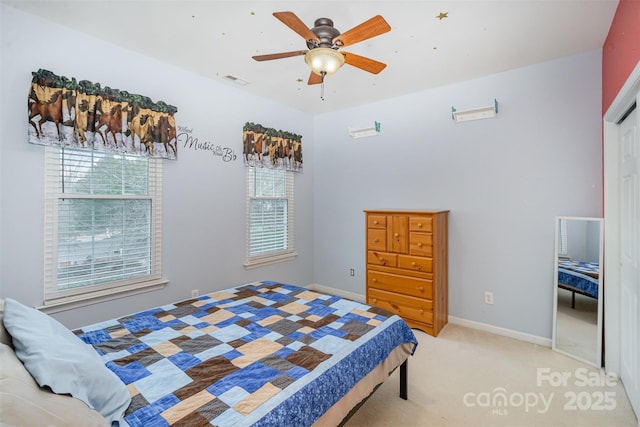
[309,283,551,348]
[448,315,552,347]
[309,283,366,303]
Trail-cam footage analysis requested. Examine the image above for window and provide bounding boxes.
[245,167,296,268]
[44,147,164,307]
[558,218,568,256]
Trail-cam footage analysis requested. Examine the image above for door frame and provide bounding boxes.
[603,60,640,377]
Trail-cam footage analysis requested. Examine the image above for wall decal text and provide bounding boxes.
[177,125,237,162]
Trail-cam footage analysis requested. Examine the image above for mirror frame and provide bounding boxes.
[552,216,604,368]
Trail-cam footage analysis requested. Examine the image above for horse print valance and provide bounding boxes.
[28,69,178,159]
[243,122,303,172]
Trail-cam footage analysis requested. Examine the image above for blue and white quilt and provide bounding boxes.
[74,281,417,426]
[558,260,599,299]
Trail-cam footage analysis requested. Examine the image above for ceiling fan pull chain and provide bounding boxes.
[320,71,326,100]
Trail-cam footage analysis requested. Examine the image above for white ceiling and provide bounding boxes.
[4,0,619,114]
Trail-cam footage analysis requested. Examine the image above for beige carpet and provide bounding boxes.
[344,324,638,427]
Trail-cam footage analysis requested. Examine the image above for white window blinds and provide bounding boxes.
[245,167,296,267]
[44,147,163,304]
[558,218,568,256]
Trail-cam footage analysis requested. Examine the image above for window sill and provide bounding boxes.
[37,278,168,314]
[244,252,298,270]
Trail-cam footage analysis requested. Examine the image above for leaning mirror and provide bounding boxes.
[552,216,603,367]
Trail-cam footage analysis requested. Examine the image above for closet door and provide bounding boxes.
[619,104,639,417]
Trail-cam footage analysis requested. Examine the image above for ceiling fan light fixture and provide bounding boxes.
[305,48,345,76]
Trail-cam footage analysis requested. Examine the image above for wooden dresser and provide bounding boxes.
[364,209,449,336]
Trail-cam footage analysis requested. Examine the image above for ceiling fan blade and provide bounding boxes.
[333,15,391,47]
[307,71,323,85]
[342,52,387,74]
[273,11,320,43]
[252,50,308,61]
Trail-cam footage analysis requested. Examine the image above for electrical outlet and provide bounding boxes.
[191,289,199,297]
[484,291,494,305]
[349,268,355,277]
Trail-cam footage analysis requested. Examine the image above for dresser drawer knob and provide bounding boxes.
[417,223,422,228]
[417,243,423,247]
[372,278,378,283]
[374,238,379,243]
[374,220,379,225]
[418,287,424,292]
[394,233,399,238]
[419,309,424,314]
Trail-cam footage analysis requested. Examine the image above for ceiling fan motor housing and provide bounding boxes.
[307,18,341,49]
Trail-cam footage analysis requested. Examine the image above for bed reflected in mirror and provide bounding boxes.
[552,216,603,367]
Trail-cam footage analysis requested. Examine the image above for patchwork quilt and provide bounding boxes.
[74,281,417,426]
[558,260,599,298]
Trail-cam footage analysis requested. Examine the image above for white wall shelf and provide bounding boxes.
[452,99,498,123]
[349,121,381,138]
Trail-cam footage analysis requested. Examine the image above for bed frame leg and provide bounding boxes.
[400,360,408,400]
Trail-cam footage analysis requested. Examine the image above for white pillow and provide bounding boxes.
[2,298,131,424]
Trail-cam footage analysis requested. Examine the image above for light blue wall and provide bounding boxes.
[0,5,314,328]
[312,50,603,338]
[565,219,601,263]
[1,5,603,340]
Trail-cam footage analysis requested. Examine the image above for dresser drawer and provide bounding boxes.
[410,216,432,232]
[367,229,387,251]
[398,255,433,273]
[367,215,387,229]
[368,288,433,325]
[367,251,397,267]
[368,270,432,298]
[410,232,433,256]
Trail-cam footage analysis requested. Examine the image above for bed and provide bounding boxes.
[0,281,417,426]
[557,260,600,308]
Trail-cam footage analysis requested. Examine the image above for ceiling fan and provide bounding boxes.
[252,11,391,86]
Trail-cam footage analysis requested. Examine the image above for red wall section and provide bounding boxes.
[602,0,640,114]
